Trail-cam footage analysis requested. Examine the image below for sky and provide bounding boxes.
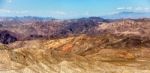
[0,0,150,19]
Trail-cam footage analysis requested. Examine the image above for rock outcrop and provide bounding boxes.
[0,31,17,44]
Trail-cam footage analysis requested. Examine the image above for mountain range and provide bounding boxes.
[0,15,150,73]
[103,11,150,19]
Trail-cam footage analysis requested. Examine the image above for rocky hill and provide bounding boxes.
[0,34,150,73]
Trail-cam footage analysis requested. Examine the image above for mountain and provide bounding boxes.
[103,11,150,19]
[0,16,54,26]
[0,17,107,44]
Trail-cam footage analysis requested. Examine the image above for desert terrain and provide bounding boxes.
[0,17,150,73]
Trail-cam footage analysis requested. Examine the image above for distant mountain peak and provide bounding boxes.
[118,11,137,14]
[103,11,150,19]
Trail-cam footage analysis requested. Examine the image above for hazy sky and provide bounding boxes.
[0,0,150,19]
